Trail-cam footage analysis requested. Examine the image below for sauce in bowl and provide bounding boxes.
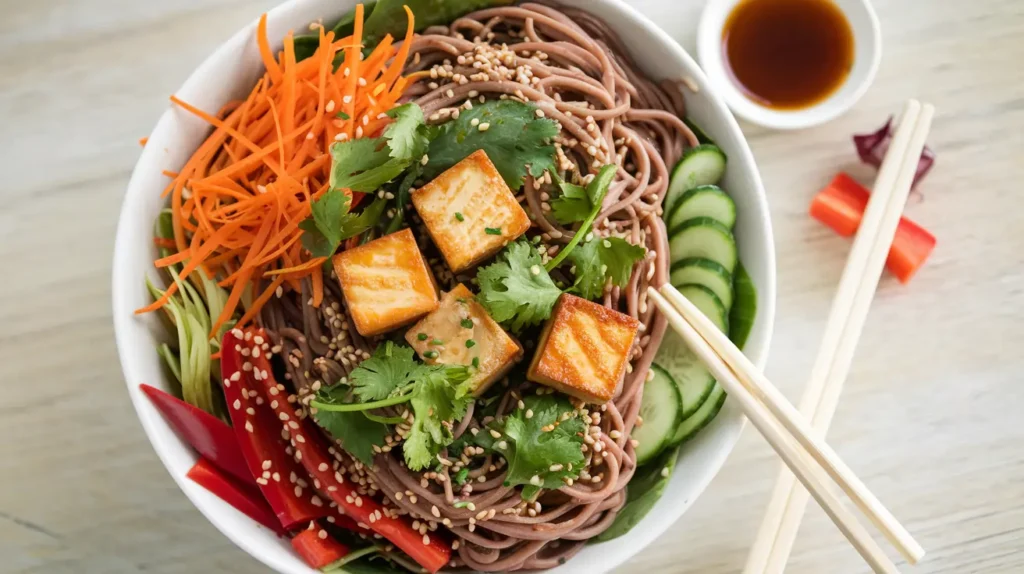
[723,0,854,110]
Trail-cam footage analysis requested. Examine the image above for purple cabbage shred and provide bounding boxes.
[853,116,935,188]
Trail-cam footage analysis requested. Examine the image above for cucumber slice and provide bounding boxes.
[656,331,716,420]
[668,217,738,275]
[632,364,682,465]
[664,144,727,216]
[729,262,758,350]
[677,284,729,334]
[670,257,734,310]
[672,383,727,445]
[666,185,737,231]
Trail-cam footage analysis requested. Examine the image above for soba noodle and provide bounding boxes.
[260,3,696,569]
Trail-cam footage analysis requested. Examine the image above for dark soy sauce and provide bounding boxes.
[723,0,855,110]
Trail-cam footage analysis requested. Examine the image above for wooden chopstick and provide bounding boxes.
[646,287,899,574]
[752,101,936,574]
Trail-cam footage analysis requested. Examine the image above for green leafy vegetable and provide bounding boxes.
[404,376,473,470]
[299,191,387,257]
[545,164,617,270]
[476,240,563,333]
[453,468,470,485]
[549,180,591,225]
[329,139,408,193]
[313,408,389,467]
[383,103,430,160]
[568,237,646,301]
[311,342,471,470]
[593,448,677,542]
[362,0,513,45]
[471,395,584,498]
[423,100,559,189]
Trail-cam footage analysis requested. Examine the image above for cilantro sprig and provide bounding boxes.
[545,164,617,270]
[422,100,559,189]
[476,240,563,333]
[568,237,646,300]
[311,342,472,470]
[301,103,428,256]
[470,395,585,499]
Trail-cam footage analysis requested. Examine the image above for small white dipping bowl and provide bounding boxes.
[112,0,776,572]
[697,0,882,130]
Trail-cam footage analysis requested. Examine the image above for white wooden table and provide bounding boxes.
[2,0,1022,572]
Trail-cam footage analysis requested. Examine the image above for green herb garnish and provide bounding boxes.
[476,240,562,333]
[417,333,428,341]
[455,212,465,222]
[484,227,502,235]
[465,339,476,348]
[460,318,474,329]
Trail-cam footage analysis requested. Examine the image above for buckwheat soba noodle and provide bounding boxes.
[140,1,746,572]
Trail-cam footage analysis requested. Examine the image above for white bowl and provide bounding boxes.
[111,1,776,572]
[697,0,882,130]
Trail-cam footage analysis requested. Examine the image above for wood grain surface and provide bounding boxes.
[1,0,1022,572]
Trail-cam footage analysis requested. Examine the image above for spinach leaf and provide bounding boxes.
[363,0,514,45]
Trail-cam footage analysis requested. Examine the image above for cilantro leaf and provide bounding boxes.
[423,100,559,189]
[473,395,584,494]
[569,237,646,300]
[299,192,388,258]
[314,408,388,467]
[384,103,430,160]
[544,164,617,271]
[549,180,591,224]
[350,341,420,401]
[403,368,472,471]
[476,240,563,333]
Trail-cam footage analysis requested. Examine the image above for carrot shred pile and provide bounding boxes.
[136,5,416,336]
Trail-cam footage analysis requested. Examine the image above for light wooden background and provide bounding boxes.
[2,0,1022,572]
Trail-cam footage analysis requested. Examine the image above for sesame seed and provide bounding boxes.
[489,429,501,439]
[244,421,253,432]
[422,534,431,545]
[478,122,490,132]
[431,505,441,518]
[529,475,541,486]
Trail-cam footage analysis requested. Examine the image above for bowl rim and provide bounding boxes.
[111,0,776,572]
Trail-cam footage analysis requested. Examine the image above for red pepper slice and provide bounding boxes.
[140,383,254,487]
[291,526,351,569]
[187,457,284,535]
[220,333,326,531]
[225,328,452,574]
[810,173,937,283]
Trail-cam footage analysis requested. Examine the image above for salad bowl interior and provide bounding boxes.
[111,0,776,572]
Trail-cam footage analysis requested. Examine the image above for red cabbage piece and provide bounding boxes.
[853,116,935,188]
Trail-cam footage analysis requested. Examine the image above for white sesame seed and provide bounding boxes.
[478,122,490,132]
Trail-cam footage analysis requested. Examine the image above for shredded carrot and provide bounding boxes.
[139,136,149,147]
[137,4,417,336]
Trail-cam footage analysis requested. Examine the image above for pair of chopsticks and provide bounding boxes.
[742,100,935,574]
[647,99,933,574]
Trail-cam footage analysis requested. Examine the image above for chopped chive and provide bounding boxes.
[465,339,476,349]
[471,357,480,368]
[453,500,471,508]
[460,319,474,329]
[456,297,468,304]
[454,212,465,222]
[424,350,439,359]
[484,227,502,235]
[336,111,350,119]
[430,338,444,346]
[417,333,428,341]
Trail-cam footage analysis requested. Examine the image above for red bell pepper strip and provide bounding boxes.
[187,457,284,535]
[225,328,452,574]
[140,383,255,487]
[810,173,937,283]
[291,526,351,569]
[220,333,326,531]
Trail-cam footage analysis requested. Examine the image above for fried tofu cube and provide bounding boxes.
[527,294,640,404]
[332,228,438,337]
[411,150,531,273]
[405,284,522,396]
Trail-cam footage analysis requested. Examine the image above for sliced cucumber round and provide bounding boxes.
[655,331,716,420]
[677,283,729,334]
[666,185,737,231]
[668,217,738,274]
[671,383,726,445]
[632,364,682,466]
[664,144,727,216]
[670,257,734,310]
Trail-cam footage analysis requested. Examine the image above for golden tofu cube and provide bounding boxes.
[411,150,531,273]
[405,284,523,396]
[333,228,439,337]
[527,294,640,404]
